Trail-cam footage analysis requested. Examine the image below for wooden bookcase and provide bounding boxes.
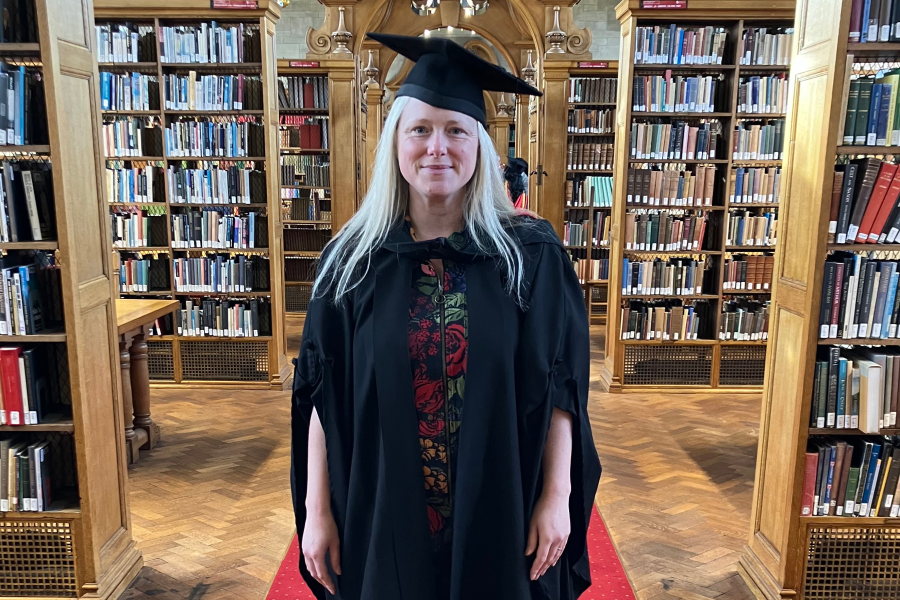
[276,58,356,318]
[742,0,900,597]
[560,62,618,326]
[603,0,794,392]
[93,0,290,388]
[0,0,141,597]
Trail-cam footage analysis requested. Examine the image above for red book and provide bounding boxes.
[0,347,23,426]
[870,173,900,242]
[310,124,322,149]
[849,0,864,42]
[857,162,899,243]
[802,452,819,516]
[303,82,315,108]
[300,124,311,149]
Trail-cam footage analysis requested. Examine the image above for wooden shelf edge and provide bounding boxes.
[0,332,67,342]
[818,338,900,346]
[0,420,74,433]
[0,241,59,250]
[0,145,50,154]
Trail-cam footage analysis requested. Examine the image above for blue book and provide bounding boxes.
[734,167,744,203]
[868,83,883,145]
[823,445,837,515]
[882,270,899,338]
[676,28,684,65]
[622,259,629,294]
[837,358,848,427]
[862,0,873,43]
[877,84,893,145]
[860,444,883,515]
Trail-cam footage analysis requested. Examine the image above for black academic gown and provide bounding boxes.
[290,217,602,600]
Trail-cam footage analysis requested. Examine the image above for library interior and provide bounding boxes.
[1,0,899,598]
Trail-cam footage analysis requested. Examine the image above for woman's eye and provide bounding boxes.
[450,128,465,135]
[413,126,428,134]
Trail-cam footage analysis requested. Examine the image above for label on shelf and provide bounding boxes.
[640,0,687,7]
[211,0,258,8]
[289,61,320,68]
[577,61,609,68]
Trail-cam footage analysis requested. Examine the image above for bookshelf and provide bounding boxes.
[603,1,795,392]
[278,59,356,316]
[742,1,900,598]
[562,62,618,325]
[93,0,290,388]
[1,0,141,597]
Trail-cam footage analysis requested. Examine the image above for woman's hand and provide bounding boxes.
[526,490,570,580]
[302,507,342,595]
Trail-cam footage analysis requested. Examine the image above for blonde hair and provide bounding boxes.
[313,96,529,303]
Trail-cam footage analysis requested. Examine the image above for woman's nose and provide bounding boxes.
[427,131,447,156]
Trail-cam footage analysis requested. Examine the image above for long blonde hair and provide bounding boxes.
[313,96,528,303]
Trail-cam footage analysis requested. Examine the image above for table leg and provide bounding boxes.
[130,333,159,450]
[120,339,139,464]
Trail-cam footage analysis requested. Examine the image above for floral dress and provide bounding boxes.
[406,219,468,595]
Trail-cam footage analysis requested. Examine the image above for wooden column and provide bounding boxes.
[489,115,514,160]
[329,61,359,230]
[119,341,138,464]
[515,93,530,163]
[38,0,142,593]
[541,62,572,238]
[365,84,385,191]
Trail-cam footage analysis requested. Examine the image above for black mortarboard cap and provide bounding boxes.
[366,32,542,126]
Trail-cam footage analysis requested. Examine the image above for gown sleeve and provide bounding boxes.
[535,241,603,597]
[290,282,352,599]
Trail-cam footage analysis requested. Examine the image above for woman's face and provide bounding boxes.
[397,98,479,202]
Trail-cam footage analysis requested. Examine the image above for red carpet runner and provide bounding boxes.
[266,508,636,600]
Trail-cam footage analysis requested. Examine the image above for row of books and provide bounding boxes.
[631,73,724,114]
[818,255,900,342]
[164,118,263,158]
[621,257,708,297]
[802,439,900,520]
[281,155,330,188]
[570,257,609,283]
[284,193,330,222]
[723,255,774,291]
[174,255,266,293]
[285,228,332,252]
[0,63,46,147]
[158,23,260,64]
[566,142,613,172]
[568,77,616,104]
[0,437,54,512]
[633,25,728,66]
[0,160,54,243]
[0,345,58,427]
[99,72,158,112]
[732,120,785,160]
[726,211,778,247]
[102,116,161,158]
[630,120,721,161]
[812,347,900,432]
[619,300,712,341]
[564,221,590,248]
[829,159,900,245]
[280,118,329,150]
[568,109,614,134]
[285,256,318,282]
[169,164,264,205]
[162,73,261,112]
[720,299,769,341]
[176,298,268,338]
[278,76,329,110]
[170,211,261,249]
[0,256,60,337]
[593,214,611,247]
[106,165,161,205]
[118,257,162,293]
[739,27,794,66]
[737,74,789,115]
[624,211,709,252]
[565,175,613,207]
[95,23,156,63]
[842,75,900,147]
[111,208,165,248]
[847,0,900,43]
[626,165,716,207]
[731,166,782,204]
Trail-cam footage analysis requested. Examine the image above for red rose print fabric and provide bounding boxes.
[408,255,467,554]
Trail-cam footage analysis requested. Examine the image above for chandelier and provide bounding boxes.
[411,0,488,16]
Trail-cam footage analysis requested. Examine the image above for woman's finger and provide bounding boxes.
[304,555,320,585]
[314,555,336,595]
[531,535,552,580]
[329,538,342,576]
[525,522,538,556]
[551,537,569,567]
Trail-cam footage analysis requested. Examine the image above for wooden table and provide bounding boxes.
[116,299,179,464]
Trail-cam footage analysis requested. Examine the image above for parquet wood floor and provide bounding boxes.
[117,325,762,600]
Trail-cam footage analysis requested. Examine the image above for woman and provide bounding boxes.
[291,32,601,600]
